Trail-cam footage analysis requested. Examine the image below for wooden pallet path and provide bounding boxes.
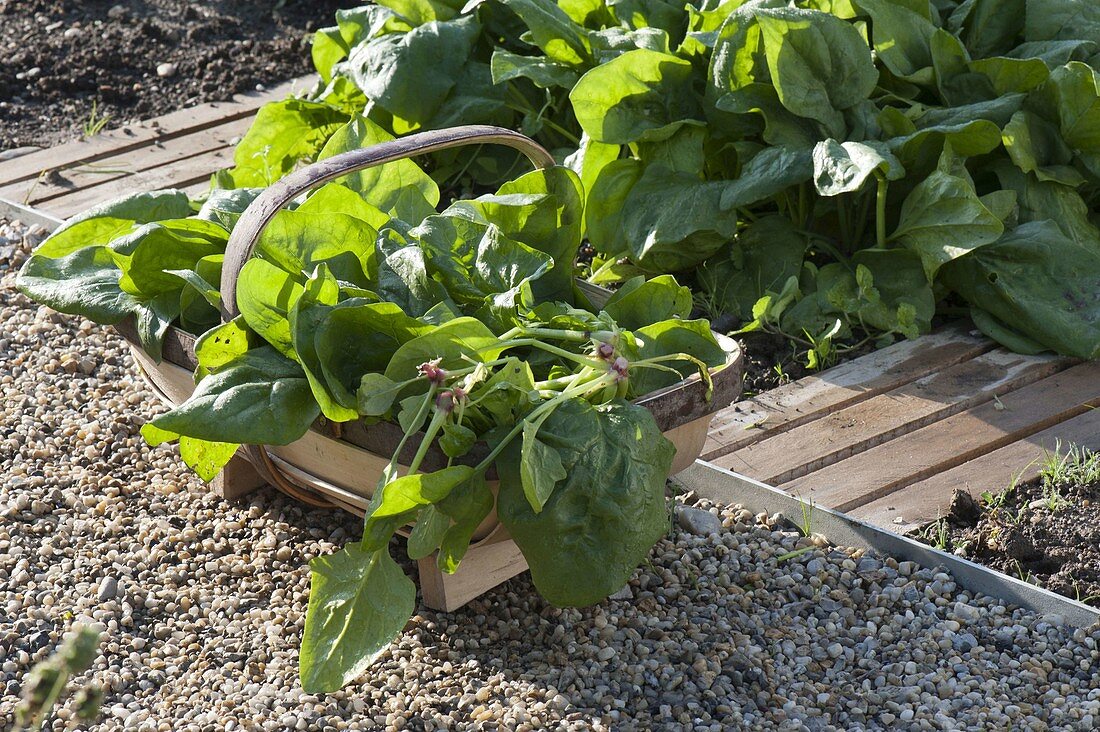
[0,76,315,228]
[702,324,1100,534]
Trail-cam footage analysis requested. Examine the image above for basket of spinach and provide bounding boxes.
[16,124,741,692]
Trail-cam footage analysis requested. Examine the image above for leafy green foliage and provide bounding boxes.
[942,219,1100,358]
[17,217,226,361]
[697,216,808,323]
[497,398,674,606]
[601,274,692,329]
[217,99,350,187]
[318,115,440,221]
[198,0,1100,362]
[890,146,1005,278]
[300,544,415,693]
[570,48,699,143]
[147,347,321,446]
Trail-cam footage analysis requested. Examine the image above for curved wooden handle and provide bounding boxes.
[219,125,556,320]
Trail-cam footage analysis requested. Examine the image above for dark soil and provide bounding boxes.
[733,331,878,397]
[0,0,358,150]
[913,465,1100,607]
[735,331,814,396]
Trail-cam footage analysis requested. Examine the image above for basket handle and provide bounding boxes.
[219,125,556,321]
[218,125,553,508]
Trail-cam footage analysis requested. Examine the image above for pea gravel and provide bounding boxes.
[2,216,1100,731]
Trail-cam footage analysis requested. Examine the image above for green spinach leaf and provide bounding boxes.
[497,398,674,607]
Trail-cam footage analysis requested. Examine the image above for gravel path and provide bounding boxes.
[3,217,1100,731]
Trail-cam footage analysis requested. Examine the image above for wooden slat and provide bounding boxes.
[180,181,214,203]
[712,349,1068,484]
[701,323,993,460]
[0,76,314,186]
[851,408,1100,532]
[0,115,254,206]
[211,455,267,501]
[417,541,528,612]
[784,361,1100,511]
[41,146,235,220]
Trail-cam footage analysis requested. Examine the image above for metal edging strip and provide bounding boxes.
[0,197,65,232]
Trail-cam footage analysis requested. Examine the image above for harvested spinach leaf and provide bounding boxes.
[498,398,674,607]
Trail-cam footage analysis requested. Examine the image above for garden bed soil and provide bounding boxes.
[735,331,815,396]
[914,464,1100,608]
[0,0,358,150]
[734,330,878,397]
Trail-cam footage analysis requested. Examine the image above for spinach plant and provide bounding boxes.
[217,0,1100,363]
[16,120,731,692]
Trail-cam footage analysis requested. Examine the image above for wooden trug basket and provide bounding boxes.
[117,125,744,611]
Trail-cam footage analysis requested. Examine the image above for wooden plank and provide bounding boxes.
[42,146,234,220]
[712,349,1068,484]
[701,323,993,460]
[852,408,1100,532]
[268,430,395,500]
[0,76,314,186]
[181,181,213,200]
[211,454,267,501]
[0,115,254,206]
[128,342,195,407]
[785,361,1100,511]
[418,540,528,612]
